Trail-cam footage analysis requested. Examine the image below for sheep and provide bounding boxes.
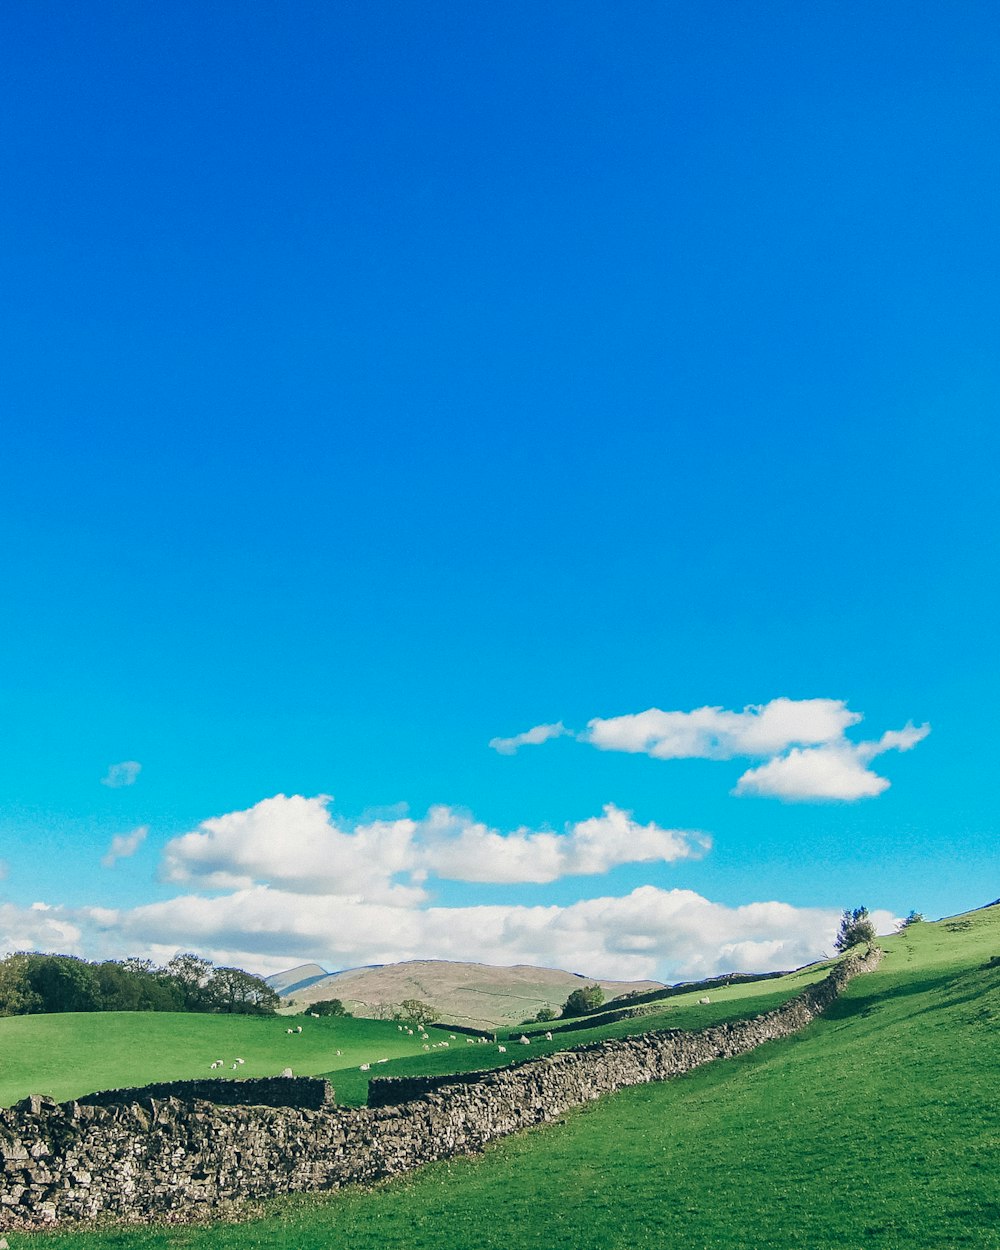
[519,1035,530,1045]
[235,1058,245,1064]
[497,1045,507,1053]
[422,1044,430,1051]
[449,1034,456,1040]
[231,1063,239,1070]
[309,1012,319,1018]
[406,1028,414,1035]
[295,1025,303,1033]
[398,1024,403,1031]
[286,1028,294,1034]
[377,1057,388,1063]
[544,1031,553,1040]
[699,996,711,1005]
[359,1063,370,1071]
[335,1050,342,1056]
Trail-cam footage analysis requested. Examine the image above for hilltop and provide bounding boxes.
[266,958,664,1028]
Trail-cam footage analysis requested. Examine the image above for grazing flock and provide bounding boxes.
[205,1014,579,1079]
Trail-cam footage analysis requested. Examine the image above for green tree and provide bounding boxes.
[398,998,439,1026]
[309,998,349,1017]
[561,984,604,1017]
[0,953,43,1016]
[209,966,280,1015]
[165,953,216,1011]
[534,1006,557,1022]
[834,906,877,952]
[28,955,102,1013]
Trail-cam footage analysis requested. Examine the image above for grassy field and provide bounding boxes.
[4,906,998,1248]
[0,964,826,1109]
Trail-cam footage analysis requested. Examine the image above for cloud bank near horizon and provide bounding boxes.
[492,698,930,801]
[0,792,898,984]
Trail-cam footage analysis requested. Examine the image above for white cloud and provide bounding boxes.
[160,794,709,894]
[489,722,570,755]
[584,698,861,759]
[101,761,142,788]
[75,884,900,983]
[735,721,931,801]
[496,699,929,803]
[101,826,149,869]
[0,902,83,956]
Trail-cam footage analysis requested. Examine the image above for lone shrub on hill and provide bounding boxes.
[398,998,440,1026]
[834,906,877,952]
[309,998,349,1017]
[561,984,605,1017]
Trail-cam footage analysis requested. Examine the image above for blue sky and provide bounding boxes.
[1,2,997,981]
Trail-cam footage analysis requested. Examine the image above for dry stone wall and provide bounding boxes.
[77,1076,335,1112]
[0,950,880,1230]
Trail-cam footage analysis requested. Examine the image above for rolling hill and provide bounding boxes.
[266,958,665,1028]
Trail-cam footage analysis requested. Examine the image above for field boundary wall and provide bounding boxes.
[0,949,880,1230]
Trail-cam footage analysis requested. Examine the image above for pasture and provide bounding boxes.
[3,906,998,1248]
[0,964,828,1109]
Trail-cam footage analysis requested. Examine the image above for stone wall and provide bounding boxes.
[0,950,879,1230]
[77,1076,335,1111]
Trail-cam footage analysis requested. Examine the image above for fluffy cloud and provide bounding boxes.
[160,795,709,894]
[0,901,83,956]
[584,698,860,759]
[76,884,899,982]
[101,761,142,788]
[494,699,930,803]
[735,722,931,801]
[101,826,149,869]
[489,722,570,755]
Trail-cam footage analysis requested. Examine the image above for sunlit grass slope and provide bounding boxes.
[13,904,998,1250]
[0,963,828,1109]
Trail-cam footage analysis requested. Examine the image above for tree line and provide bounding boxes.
[0,951,279,1016]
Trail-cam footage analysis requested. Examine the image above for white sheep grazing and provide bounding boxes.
[286,1028,293,1034]
[231,1063,238,1070]
[209,1062,218,1070]
[519,1035,530,1045]
[309,1012,319,1018]
[359,1063,370,1071]
[544,1031,553,1040]
[335,1049,342,1056]
[449,1034,456,1040]
[377,1057,388,1063]
[699,996,711,1005]
[407,1028,413,1035]
[422,1044,430,1051]
[398,1024,403,1031]
[497,1045,507,1053]
[236,1058,245,1064]
[295,1025,302,1033]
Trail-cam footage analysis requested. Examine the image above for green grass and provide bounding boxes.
[6,906,999,1248]
[0,1013,432,1107]
[0,964,830,1109]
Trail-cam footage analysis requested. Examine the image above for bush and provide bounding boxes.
[561,985,605,1017]
[309,998,349,1017]
[834,906,877,952]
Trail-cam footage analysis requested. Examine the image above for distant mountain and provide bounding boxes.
[266,958,664,1029]
[264,963,331,997]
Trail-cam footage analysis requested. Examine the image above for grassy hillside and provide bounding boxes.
[7,906,999,1248]
[0,963,822,1109]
